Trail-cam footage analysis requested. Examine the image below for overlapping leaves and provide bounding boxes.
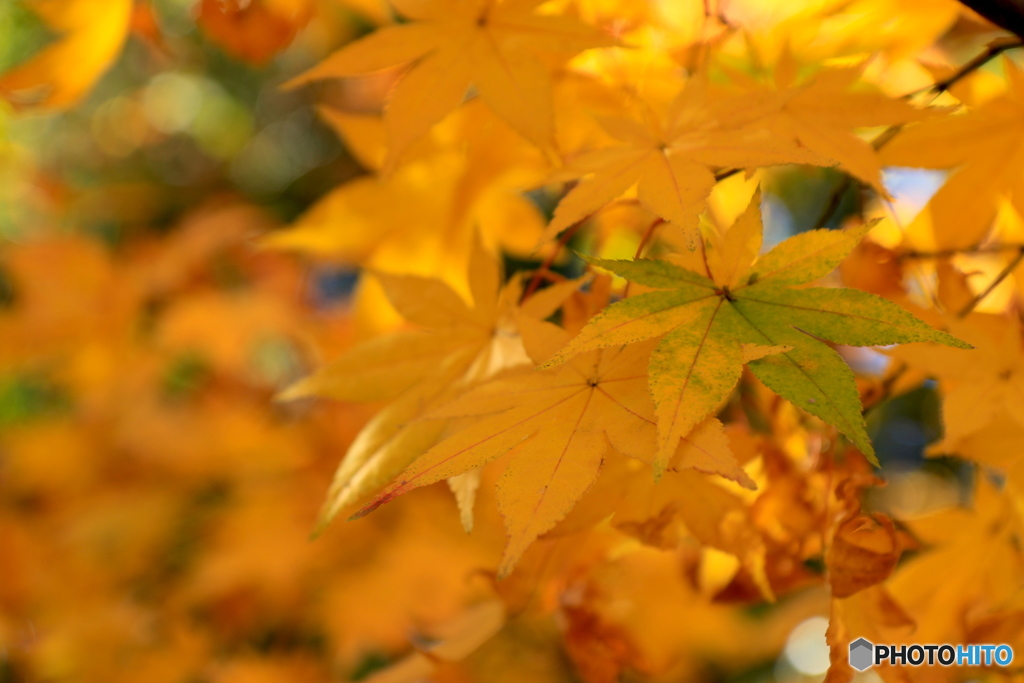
[354,326,754,575]
[544,198,970,470]
[543,68,923,248]
[286,0,616,168]
[287,236,582,531]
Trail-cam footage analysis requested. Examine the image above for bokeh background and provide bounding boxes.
[0,0,1012,681]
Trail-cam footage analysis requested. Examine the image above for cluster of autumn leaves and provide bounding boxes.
[5,0,1024,681]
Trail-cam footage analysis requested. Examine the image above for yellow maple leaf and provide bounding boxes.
[881,58,1024,250]
[285,0,616,168]
[544,195,969,472]
[262,102,548,292]
[886,478,1024,644]
[354,339,658,578]
[540,79,832,249]
[284,237,583,531]
[564,451,772,599]
[889,313,1024,453]
[354,315,753,577]
[733,0,964,84]
[543,63,925,249]
[723,64,927,193]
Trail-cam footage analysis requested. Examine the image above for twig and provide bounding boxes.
[956,246,1024,317]
[711,39,1023,212]
[531,37,1023,291]
[899,243,1024,260]
[897,37,1023,102]
[931,37,1024,94]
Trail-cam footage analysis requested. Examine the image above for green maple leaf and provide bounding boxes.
[543,198,971,471]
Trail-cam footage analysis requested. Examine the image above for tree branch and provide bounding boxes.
[535,30,1022,277]
[931,36,1024,93]
[711,36,1022,219]
[899,243,1024,259]
[956,246,1024,317]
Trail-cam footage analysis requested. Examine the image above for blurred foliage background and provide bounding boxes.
[0,0,1009,682]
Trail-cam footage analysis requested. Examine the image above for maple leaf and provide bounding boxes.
[723,64,927,193]
[563,451,773,600]
[751,0,964,69]
[825,475,904,599]
[0,0,133,110]
[354,316,753,577]
[540,81,829,248]
[880,58,1024,249]
[886,478,1024,645]
[889,313,1024,454]
[284,0,616,168]
[352,338,655,578]
[283,236,582,531]
[262,102,549,281]
[13,0,1024,676]
[544,196,970,471]
[540,60,923,250]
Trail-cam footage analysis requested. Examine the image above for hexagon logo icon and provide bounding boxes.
[849,638,874,671]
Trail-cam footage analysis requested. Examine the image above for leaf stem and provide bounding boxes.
[623,218,666,297]
[634,217,665,259]
[698,231,713,278]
